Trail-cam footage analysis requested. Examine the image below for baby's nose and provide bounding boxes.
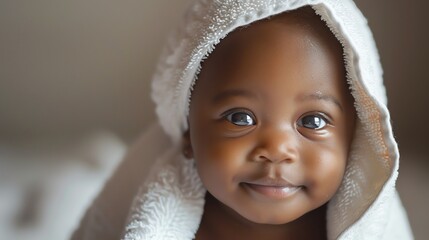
[250,126,299,164]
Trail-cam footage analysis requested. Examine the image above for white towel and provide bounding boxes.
[73,1,414,239]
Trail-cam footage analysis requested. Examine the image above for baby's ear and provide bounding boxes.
[182,129,194,159]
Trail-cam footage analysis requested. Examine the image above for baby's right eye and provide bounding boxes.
[225,110,256,126]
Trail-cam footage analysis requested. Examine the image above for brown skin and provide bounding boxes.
[184,7,356,240]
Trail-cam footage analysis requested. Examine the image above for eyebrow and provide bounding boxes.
[211,89,344,111]
[299,92,344,112]
[212,89,259,103]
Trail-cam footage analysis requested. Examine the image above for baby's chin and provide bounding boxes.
[239,211,304,225]
[233,201,326,226]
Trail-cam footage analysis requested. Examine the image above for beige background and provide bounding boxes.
[0,0,427,239]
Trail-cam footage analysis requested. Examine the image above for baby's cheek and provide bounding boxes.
[195,139,247,181]
[304,147,346,199]
[204,142,246,172]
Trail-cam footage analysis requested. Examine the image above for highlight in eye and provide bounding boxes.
[224,109,256,126]
[297,113,329,130]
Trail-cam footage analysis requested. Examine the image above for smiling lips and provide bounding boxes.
[242,177,302,200]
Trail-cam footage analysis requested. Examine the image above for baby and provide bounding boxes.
[185,7,356,239]
[72,1,413,240]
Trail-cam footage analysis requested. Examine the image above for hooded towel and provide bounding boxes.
[72,1,413,239]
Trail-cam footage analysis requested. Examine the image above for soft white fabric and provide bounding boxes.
[71,123,172,240]
[72,0,414,239]
[124,151,205,240]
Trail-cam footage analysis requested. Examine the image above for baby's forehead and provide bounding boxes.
[191,6,351,111]
[234,6,333,42]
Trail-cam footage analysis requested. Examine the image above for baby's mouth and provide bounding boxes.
[241,177,302,200]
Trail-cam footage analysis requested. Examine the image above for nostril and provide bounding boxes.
[251,147,295,164]
[257,154,270,162]
[250,148,269,162]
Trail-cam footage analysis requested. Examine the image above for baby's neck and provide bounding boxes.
[195,193,327,240]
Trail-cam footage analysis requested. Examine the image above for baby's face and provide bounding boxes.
[186,8,356,224]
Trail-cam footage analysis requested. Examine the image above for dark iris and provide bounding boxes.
[226,112,255,126]
[298,115,326,129]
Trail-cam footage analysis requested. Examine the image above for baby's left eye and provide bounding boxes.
[225,111,256,126]
[297,114,327,130]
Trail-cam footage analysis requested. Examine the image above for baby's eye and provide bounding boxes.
[297,114,327,130]
[225,111,256,126]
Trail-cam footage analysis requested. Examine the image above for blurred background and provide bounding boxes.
[0,0,427,239]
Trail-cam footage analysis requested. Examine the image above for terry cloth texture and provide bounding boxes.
[72,0,414,240]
